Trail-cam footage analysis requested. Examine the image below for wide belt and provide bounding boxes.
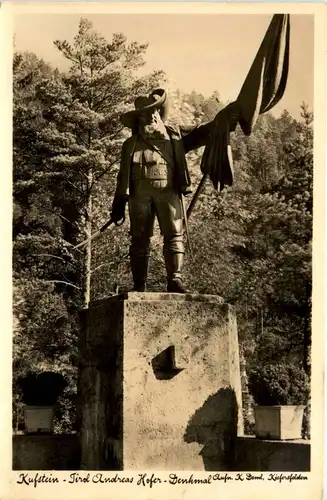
[132,162,172,181]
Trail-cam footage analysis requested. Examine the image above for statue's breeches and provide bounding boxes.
[128,179,184,254]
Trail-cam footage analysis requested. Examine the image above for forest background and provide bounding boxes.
[12,18,312,434]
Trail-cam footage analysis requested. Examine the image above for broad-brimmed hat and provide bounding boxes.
[120,88,168,128]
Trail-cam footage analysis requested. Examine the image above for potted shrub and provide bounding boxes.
[248,363,309,440]
[18,372,66,434]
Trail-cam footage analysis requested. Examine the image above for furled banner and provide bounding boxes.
[200,14,290,192]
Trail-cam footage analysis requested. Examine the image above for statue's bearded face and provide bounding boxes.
[138,109,168,139]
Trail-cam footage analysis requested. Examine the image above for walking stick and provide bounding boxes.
[180,193,194,260]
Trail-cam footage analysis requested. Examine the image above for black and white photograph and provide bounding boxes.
[2,1,325,499]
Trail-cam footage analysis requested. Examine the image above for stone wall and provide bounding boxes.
[13,434,80,470]
[12,434,310,471]
[233,436,310,471]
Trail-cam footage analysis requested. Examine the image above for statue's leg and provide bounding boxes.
[129,237,150,292]
[154,189,189,293]
[128,183,155,292]
[164,238,189,293]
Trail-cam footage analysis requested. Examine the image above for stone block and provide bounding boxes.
[78,292,243,470]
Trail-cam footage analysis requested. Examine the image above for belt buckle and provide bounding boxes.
[148,164,168,180]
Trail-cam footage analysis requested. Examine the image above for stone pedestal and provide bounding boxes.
[78,293,244,470]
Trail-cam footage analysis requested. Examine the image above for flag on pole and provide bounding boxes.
[237,13,290,135]
[200,14,291,191]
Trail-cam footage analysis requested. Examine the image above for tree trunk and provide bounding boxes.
[83,171,93,308]
[245,296,248,322]
[303,281,311,375]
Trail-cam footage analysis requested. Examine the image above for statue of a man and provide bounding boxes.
[111,88,238,293]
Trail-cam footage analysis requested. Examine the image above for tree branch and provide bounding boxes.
[65,178,84,195]
[110,126,124,141]
[33,253,76,269]
[91,261,115,274]
[43,280,81,290]
[34,204,79,231]
[93,91,118,112]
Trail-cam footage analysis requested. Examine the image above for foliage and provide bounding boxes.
[248,363,310,406]
[18,372,67,406]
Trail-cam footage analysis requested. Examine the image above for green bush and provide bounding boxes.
[248,363,310,406]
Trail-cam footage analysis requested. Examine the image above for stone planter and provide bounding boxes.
[23,405,55,434]
[253,405,305,440]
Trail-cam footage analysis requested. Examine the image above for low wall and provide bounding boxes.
[13,434,310,471]
[234,436,310,471]
[13,434,80,470]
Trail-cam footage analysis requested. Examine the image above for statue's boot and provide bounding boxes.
[130,242,150,292]
[165,251,189,294]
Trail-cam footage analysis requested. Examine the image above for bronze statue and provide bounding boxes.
[110,15,291,294]
[73,15,289,295]
[110,89,240,293]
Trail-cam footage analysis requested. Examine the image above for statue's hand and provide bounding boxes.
[216,101,242,131]
[110,195,127,226]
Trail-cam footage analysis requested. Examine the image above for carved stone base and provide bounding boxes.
[78,292,244,470]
